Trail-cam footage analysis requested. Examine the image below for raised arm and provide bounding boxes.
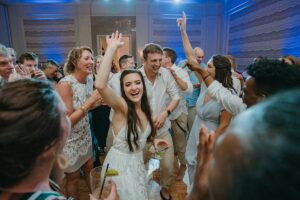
[177,12,195,61]
[95,31,126,112]
[169,67,193,94]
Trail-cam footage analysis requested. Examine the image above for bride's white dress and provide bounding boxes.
[101,124,150,200]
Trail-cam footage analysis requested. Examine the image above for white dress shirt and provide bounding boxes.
[108,72,121,96]
[140,66,180,135]
[107,72,121,122]
[165,64,193,120]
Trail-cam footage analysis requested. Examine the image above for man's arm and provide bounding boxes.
[170,67,193,94]
[177,12,195,60]
[153,70,180,130]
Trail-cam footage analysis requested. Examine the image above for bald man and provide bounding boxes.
[178,47,206,133]
[194,47,204,64]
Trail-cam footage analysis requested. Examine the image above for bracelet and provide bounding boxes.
[166,109,171,116]
[80,105,88,115]
[203,74,210,81]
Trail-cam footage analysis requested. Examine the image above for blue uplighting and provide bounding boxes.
[17,0,75,3]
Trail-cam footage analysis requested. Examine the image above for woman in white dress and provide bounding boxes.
[56,46,102,199]
[185,55,237,186]
[95,31,155,200]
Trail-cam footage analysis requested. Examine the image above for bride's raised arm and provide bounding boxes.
[95,31,126,112]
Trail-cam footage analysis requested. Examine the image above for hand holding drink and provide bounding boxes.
[90,166,119,200]
[152,139,169,160]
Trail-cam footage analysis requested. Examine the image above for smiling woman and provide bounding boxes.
[94,31,155,200]
[56,46,103,199]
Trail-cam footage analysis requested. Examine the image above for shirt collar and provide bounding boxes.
[140,66,162,78]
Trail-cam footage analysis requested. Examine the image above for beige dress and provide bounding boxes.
[61,74,93,173]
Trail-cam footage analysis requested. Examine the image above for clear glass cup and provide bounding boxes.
[90,166,110,200]
[152,142,168,160]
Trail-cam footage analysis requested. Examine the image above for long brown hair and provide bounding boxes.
[0,79,61,188]
[120,69,156,152]
[212,55,236,93]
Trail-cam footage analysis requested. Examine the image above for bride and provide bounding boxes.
[95,31,155,200]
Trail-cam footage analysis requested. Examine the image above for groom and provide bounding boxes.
[140,43,180,200]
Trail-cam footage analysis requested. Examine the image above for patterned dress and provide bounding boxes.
[60,74,93,173]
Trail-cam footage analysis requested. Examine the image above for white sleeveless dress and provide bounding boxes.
[101,124,150,200]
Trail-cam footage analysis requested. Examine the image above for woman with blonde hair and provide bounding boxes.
[56,46,102,199]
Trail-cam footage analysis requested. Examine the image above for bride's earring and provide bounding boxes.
[56,154,68,170]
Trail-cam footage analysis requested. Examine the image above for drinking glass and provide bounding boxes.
[90,166,110,200]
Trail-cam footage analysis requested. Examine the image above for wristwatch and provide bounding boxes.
[166,109,171,116]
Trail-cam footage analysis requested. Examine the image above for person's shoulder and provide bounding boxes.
[110,72,121,82]
[23,190,67,200]
[159,67,173,79]
[177,59,187,68]
[172,64,181,71]
[200,63,206,68]
[59,74,73,84]
[159,67,170,74]
[87,74,93,81]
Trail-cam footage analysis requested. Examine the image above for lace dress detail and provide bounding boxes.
[101,124,150,200]
[61,75,93,173]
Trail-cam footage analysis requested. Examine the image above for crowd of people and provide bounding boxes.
[1,11,300,200]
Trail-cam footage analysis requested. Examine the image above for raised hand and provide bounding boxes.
[186,57,201,72]
[106,31,124,49]
[177,11,187,32]
[167,67,177,78]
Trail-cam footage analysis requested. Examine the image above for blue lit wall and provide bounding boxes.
[10,0,75,3]
[148,0,225,65]
[226,0,300,70]
[0,4,12,47]
[7,3,77,65]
